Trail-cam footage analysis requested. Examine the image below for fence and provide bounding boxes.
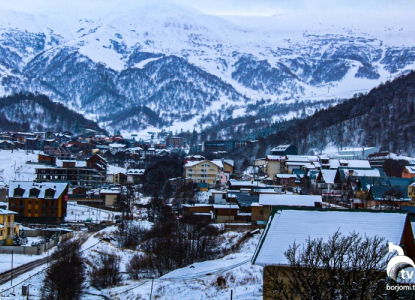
[0,231,73,255]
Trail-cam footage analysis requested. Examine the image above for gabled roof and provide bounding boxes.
[252,208,409,267]
[405,166,415,174]
[319,170,337,184]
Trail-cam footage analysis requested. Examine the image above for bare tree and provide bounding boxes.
[263,231,390,300]
[42,240,85,300]
[89,251,122,288]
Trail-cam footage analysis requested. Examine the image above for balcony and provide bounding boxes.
[6,222,16,227]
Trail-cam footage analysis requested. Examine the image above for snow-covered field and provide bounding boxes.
[66,202,121,223]
[0,150,40,184]
[0,223,263,299]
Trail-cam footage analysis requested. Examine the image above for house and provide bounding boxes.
[0,140,14,150]
[227,180,267,191]
[38,154,57,166]
[184,160,222,186]
[181,204,212,222]
[367,185,410,208]
[265,155,286,179]
[259,194,322,221]
[252,208,415,300]
[270,144,298,156]
[126,169,145,184]
[212,159,234,174]
[100,189,121,206]
[316,169,341,199]
[8,182,69,224]
[402,166,415,179]
[275,174,298,186]
[212,204,239,223]
[0,208,19,245]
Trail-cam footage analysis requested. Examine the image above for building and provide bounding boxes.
[100,189,121,206]
[265,155,286,179]
[36,166,100,188]
[258,194,322,221]
[184,160,222,186]
[402,166,415,179]
[252,208,415,300]
[0,208,19,245]
[38,154,57,166]
[202,140,246,152]
[8,182,69,224]
[166,135,184,148]
[270,144,298,156]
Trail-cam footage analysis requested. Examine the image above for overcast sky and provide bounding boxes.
[1,0,413,17]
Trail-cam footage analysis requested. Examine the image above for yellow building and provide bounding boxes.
[408,182,415,206]
[0,209,19,245]
[184,160,221,186]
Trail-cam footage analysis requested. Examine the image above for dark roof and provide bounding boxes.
[370,185,409,201]
[234,193,259,207]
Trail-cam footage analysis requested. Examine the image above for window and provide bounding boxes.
[28,200,31,204]
[200,174,207,178]
[35,209,38,214]
[202,163,210,167]
[35,201,38,205]
[260,210,263,215]
[29,188,40,198]
[189,174,193,178]
[201,169,206,173]
[189,169,193,172]
[13,187,24,197]
[28,209,31,213]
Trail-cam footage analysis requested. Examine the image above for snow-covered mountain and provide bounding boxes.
[0,2,414,134]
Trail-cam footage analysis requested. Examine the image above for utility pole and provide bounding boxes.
[11,250,13,286]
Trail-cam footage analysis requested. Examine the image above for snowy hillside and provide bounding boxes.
[0,1,414,133]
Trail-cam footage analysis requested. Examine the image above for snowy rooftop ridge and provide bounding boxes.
[259,194,322,206]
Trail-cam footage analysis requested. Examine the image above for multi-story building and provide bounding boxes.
[0,208,19,245]
[184,160,221,186]
[35,166,100,188]
[8,182,68,224]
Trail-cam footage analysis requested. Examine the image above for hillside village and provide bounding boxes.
[1,129,415,298]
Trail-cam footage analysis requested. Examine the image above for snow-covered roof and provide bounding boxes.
[100,189,121,195]
[228,180,267,187]
[340,160,371,168]
[320,169,337,184]
[253,209,408,266]
[259,194,322,206]
[329,159,341,169]
[0,208,17,215]
[343,168,381,178]
[405,166,415,174]
[271,145,292,151]
[127,169,145,175]
[213,204,239,209]
[266,155,286,161]
[109,143,126,148]
[275,174,297,179]
[8,181,68,200]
